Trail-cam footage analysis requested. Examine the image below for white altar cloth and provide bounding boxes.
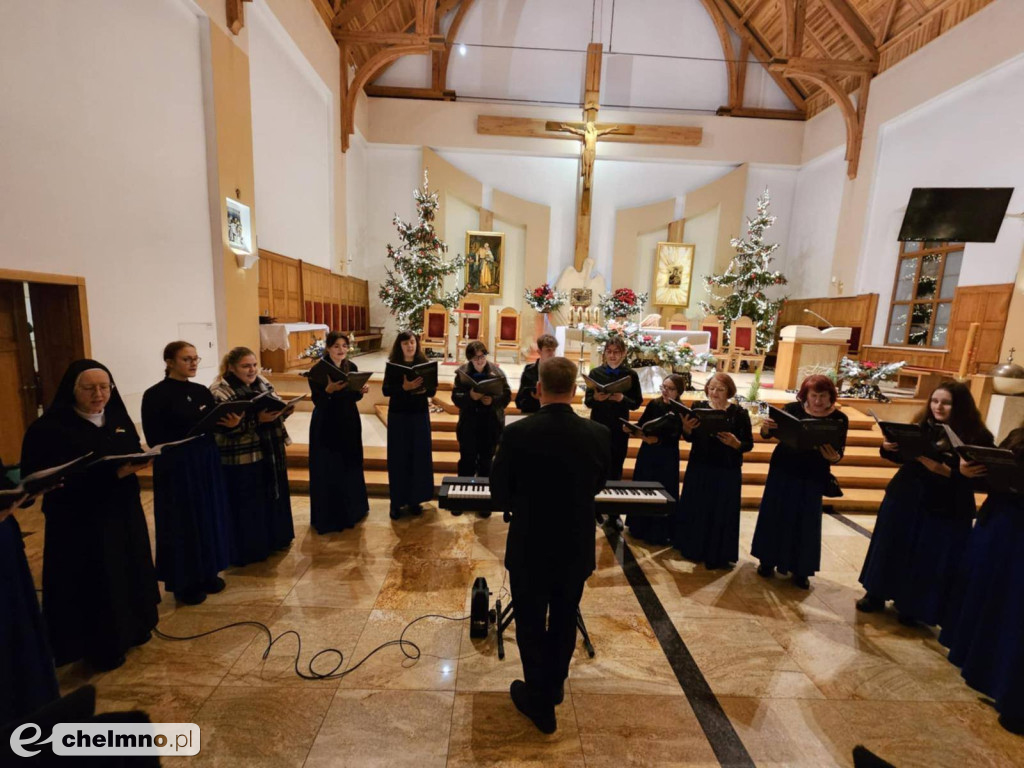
[259,322,330,352]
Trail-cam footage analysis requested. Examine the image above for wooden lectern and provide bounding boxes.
[774,325,852,390]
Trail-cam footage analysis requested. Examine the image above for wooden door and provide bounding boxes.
[946,284,1014,372]
[0,281,38,464]
[29,282,86,410]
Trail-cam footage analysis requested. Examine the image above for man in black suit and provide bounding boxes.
[491,356,611,734]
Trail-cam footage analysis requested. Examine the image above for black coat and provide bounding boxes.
[583,365,643,428]
[451,361,511,428]
[515,362,541,413]
[491,403,610,583]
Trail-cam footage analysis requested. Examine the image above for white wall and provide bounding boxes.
[857,53,1024,345]
[784,148,846,299]
[0,0,220,418]
[249,0,333,268]
[682,206,720,319]
[345,130,370,272]
[635,227,670,316]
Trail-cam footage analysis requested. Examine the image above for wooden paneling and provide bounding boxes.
[0,281,37,465]
[777,293,878,357]
[860,344,948,369]
[946,284,1013,373]
[28,283,87,410]
[258,249,304,323]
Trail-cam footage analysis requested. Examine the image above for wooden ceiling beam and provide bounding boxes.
[770,56,877,76]
[696,0,739,108]
[780,0,806,58]
[818,0,878,61]
[739,0,770,24]
[364,84,456,99]
[437,0,477,92]
[804,25,830,57]
[716,106,805,120]
[876,0,900,46]
[334,30,445,47]
[703,0,808,110]
[332,0,384,31]
[785,66,870,177]
[906,0,926,16]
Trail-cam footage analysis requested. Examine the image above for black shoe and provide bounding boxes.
[998,713,1024,735]
[175,589,207,606]
[478,510,492,518]
[792,575,810,590]
[604,516,624,532]
[204,577,227,595]
[389,507,402,520]
[133,631,153,646]
[510,680,556,734]
[856,594,884,613]
[595,513,606,526]
[777,569,790,577]
[89,654,126,672]
[757,564,774,578]
[410,504,425,517]
[897,613,921,627]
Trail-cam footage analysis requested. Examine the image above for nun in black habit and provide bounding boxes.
[141,341,232,605]
[307,332,370,533]
[19,360,160,672]
[0,463,59,725]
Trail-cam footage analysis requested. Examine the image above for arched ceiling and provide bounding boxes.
[305,0,996,156]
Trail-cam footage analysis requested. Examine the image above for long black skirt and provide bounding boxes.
[222,460,294,566]
[674,463,742,566]
[152,436,230,592]
[627,442,678,543]
[387,411,434,508]
[309,407,369,533]
[940,495,1024,718]
[42,482,160,666]
[859,463,972,625]
[751,462,824,577]
[0,517,59,723]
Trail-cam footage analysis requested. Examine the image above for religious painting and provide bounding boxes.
[465,231,504,296]
[653,242,695,308]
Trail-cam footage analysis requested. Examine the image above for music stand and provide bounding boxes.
[492,594,595,661]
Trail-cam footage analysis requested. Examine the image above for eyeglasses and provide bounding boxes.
[471,353,488,361]
[76,384,114,394]
[180,356,202,364]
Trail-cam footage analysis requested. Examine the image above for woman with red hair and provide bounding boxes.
[751,375,848,589]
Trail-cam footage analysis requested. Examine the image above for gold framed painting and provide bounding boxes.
[465,231,504,296]
[653,242,695,308]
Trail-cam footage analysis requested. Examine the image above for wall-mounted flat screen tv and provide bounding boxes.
[898,187,1013,243]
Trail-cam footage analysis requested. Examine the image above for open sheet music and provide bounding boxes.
[456,369,506,397]
[385,361,438,393]
[187,400,252,437]
[251,391,306,415]
[619,414,676,437]
[307,360,372,391]
[768,405,845,451]
[0,452,94,508]
[88,436,201,467]
[942,424,1024,495]
[867,410,942,461]
[581,374,633,395]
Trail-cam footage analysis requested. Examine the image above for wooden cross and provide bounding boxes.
[477,43,702,271]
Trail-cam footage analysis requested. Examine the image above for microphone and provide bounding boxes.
[803,308,833,328]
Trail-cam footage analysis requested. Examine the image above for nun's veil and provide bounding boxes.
[46,359,132,425]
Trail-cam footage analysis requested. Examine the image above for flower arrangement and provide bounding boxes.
[299,339,326,359]
[523,283,568,313]
[581,322,715,372]
[598,288,648,320]
[837,356,906,402]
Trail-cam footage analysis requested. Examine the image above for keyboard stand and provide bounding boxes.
[493,597,596,661]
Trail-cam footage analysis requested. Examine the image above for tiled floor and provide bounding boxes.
[17,496,1024,767]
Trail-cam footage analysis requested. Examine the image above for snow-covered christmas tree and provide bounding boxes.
[378,172,467,335]
[700,189,787,350]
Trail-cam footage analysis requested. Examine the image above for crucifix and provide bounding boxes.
[477,43,703,271]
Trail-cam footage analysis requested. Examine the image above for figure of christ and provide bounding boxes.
[559,121,620,191]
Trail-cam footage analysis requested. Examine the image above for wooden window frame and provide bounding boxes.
[885,241,963,350]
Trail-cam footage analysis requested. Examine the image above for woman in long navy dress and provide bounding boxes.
[626,373,685,544]
[210,347,295,565]
[141,341,233,605]
[20,360,160,671]
[856,381,992,625]
[752,374,848,589]
[382,331,436,520]
[584,336,643,530]
[307,332,370,533]
[674,372,753,569]
[940,425,1024,734]
[1,462,59,724]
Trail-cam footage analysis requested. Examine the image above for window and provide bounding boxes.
[885,241,963,348]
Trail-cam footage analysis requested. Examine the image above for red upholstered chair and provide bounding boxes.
[494,307,521,363]
[421,303,449,360]
[456,300,483,357]
[358,306,367,331]
[312,302,322,324]
[699,316,731,370]
[848,326,862,355]
[668,313,688,330]
[347,306,356,331]
[304,301,314,323]
[331,305,340,331]
[726,315,766,373]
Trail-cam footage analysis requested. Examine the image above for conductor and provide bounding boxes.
[491,357,611,734]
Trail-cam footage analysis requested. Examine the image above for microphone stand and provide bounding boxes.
[803,308,833,328]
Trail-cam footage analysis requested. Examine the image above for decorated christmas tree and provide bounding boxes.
[700,188,787,350]
[378,172,467,335]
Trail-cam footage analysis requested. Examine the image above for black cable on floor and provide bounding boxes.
[153,612,470,681]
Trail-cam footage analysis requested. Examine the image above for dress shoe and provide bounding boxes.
[389,506,402,520]
[998,713,1024,735]
[133,631,153,646]
[777,569,790,577]
[175,588,207,605]
[757,563,774,578]
[89,653,126,672]
[856,594,884,613]
[205,577,227,594]
[897,613,921,627]
[410,504,425,517]
[792,575,810,590]
[604,515,624,532]
[478,510,491,518]
[510,680,556,734]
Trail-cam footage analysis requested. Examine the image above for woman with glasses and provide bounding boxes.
[210,347,295,565]
[382,331,436,519]
[20,360,160,672]
[673,373,753,570]
[452,341,511,514]
[626,373,686,544]
[307,332,370,533]
[141,341,235,605]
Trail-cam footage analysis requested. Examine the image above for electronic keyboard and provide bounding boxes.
[438,477,673,516]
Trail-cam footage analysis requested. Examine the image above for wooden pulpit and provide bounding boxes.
[774,325,852,390]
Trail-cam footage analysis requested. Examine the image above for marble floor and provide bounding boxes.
[17,496,1024,767]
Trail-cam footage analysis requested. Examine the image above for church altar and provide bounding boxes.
[554,325,711,357]
[258,322,329,372]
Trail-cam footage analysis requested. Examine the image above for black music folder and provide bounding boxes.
[87,436,201,468]
[0,452,94,508]
[581,374,633,394]
[456,369,506,397]
[668,402,731,435]
[619,414,675,437]
[868,411,941,461]
[187,400,252,436]
[385,361,438,393]
[252,391,306,415]
[942,425,1024,495]
[307,360,372,391]
[768,405,845,451]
